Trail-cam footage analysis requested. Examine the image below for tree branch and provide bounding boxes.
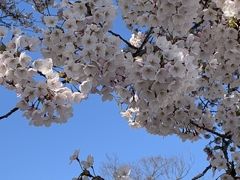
[0,107,19,120]
[189,120,231,139]
[0,0,33,27]
[138,27,154,52]
[192,164,212,180]
[133,27,154,57]
[108,30,138,49]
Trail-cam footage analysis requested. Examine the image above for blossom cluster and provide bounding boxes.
[118,0,200,37]
[213,0,240,18]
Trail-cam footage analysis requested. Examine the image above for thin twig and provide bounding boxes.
[138,27,154,51]
[189,120,231,139]
[192,164,212,180]
[108,30,138,49]
[133,27,154,57]
[0,107,19,120]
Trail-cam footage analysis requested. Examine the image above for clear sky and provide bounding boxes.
[0,86,212,180]
[0,3,214,180]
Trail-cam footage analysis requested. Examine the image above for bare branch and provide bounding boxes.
[100,154,120,180]
[189,120,231,139]
[0,0,33,27]
[192,164,212,180]
[0,107,19,120]
[133,27,154,57]
[101,155,191,180]
[108,30,138,50]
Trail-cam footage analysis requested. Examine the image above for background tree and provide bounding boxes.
[100,155,191,180]
[69,151,192,180]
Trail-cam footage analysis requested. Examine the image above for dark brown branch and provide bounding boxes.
[189,120,231,139]
[133,27,154,57]
[221,139,235,177]
[31,0,46,14]
[0,107,19,120]
[199,98,209,111]
[108,30,138,49]
[192,164,212,180]
[138,27,154,51]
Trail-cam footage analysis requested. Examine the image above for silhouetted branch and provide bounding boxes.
[190,120,231,139]
[133,27,154,57]
[0,107,19,120]
[0,0,33,27]
[108,30,138,49]
[192,164,212,180]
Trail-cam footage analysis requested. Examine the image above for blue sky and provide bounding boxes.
[0,3,214,180]
[0,86,211,180]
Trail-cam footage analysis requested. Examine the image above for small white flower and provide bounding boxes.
[222,0,237,17]
[81,154,94,169]
[43,16,58,27]
[80,80,92,95]
[15,67,29,79]
[64,18,77,31]
[33,58,53,74]
[83,65,98,76]
[169,62,186,78]
[36,82,48,97]
[42,101,55,116]
[121,110,132,120]
[23,87,36,101]
[141,65,156,80]
[82,35,97,49]
[16,100,29,111]
[156,36,170,50]
[69,149,80,164]
[114,165,131,180]
[0,63,7,77]
[72,92,86,103]
[129,32,144,48]
[19,52,31,67]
